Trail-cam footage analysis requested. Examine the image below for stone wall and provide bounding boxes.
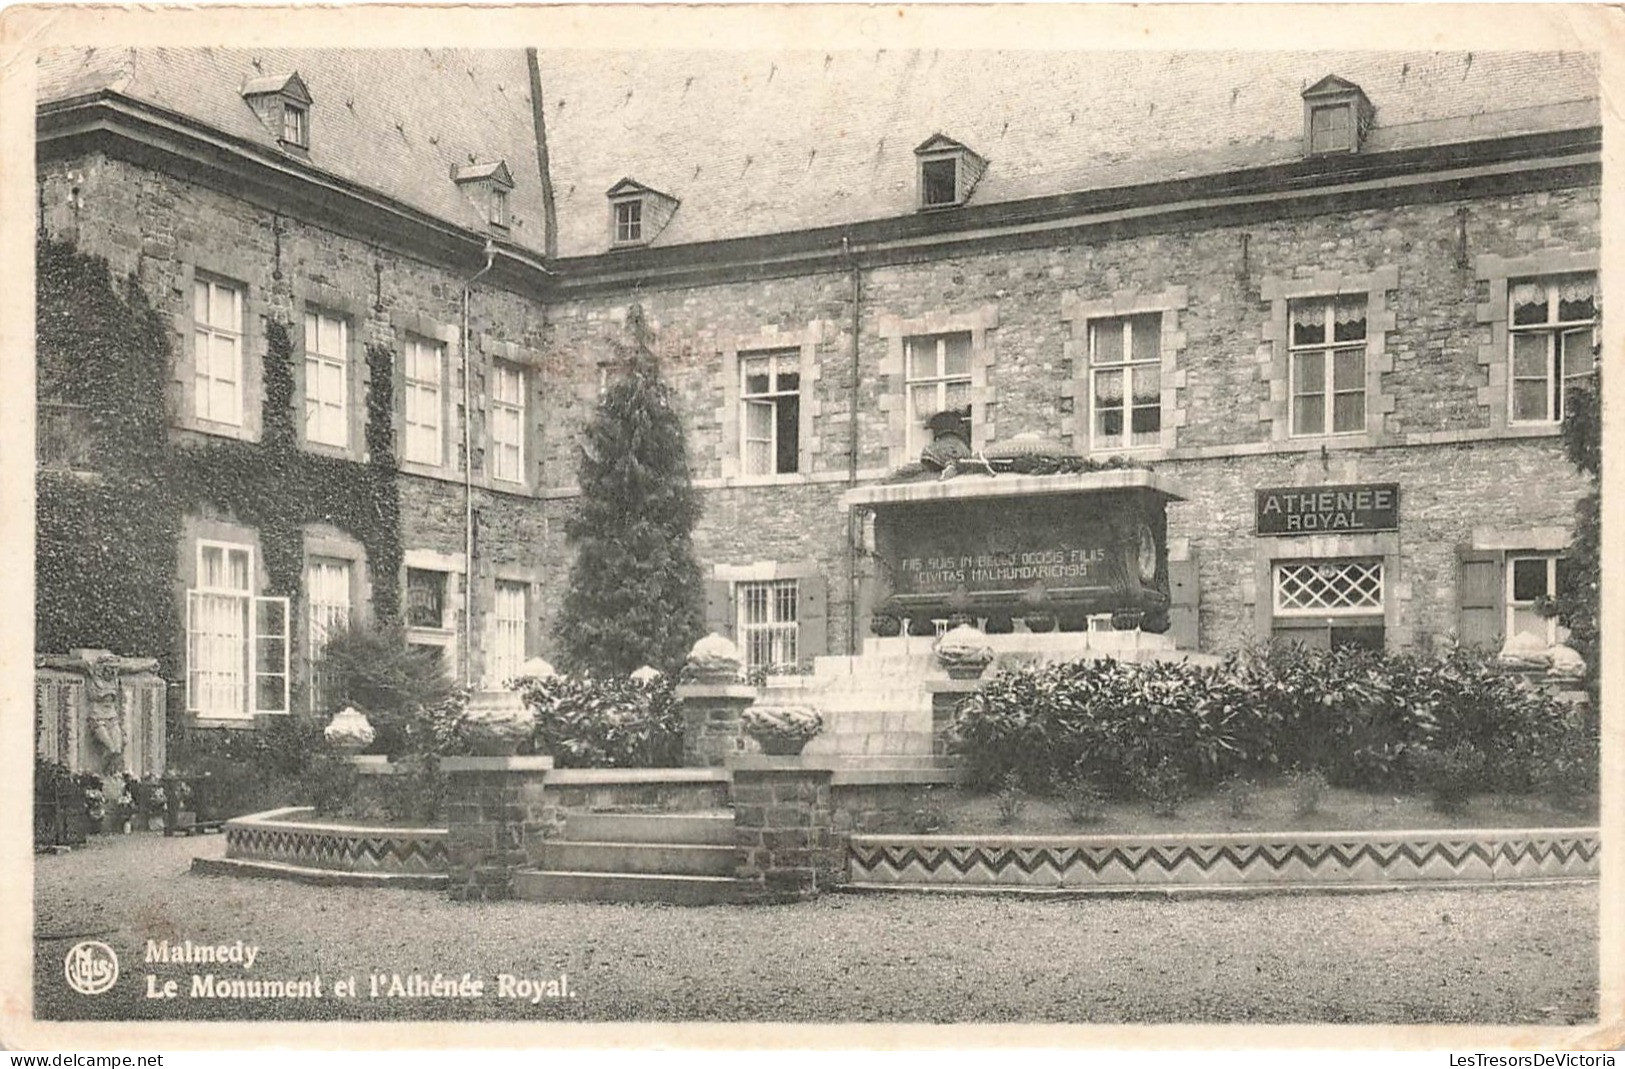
[533,182,1598,658]
[39,151,558,688]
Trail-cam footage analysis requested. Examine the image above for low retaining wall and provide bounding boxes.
[546,768,731,812]
[221,807,450,874]
[848,828,1601,891]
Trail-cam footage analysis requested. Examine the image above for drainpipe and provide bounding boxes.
[843,235,863,659]
[460,240,496,686]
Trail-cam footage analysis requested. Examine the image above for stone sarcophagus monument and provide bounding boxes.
[35,649,167,777]
[848,466,1183,636]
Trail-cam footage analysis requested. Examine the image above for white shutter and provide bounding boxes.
[253,596,291,715]
[186,590,203,714]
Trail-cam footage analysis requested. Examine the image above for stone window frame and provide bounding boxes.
[300,524,371,716]
[291,281,369,461]
[1474,249,1600,435]
[716,322,827,484]
[1258,266,1398,446]
[877,304,998,469]
[402,547,465,676]
[483,564,543,687]
[1247,531,1412,651]
[478,335,546,495]
[1060,286,1189,457]
[173,259,266,444]
[391,313,459,480]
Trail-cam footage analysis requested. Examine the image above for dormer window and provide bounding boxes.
[281,104,308,149]
[914,134,987,211]
[606,178,678,249]
[1301,75,1375,156]
[614,199,642,243]
[452,160,515,234]
[242,71,313,153]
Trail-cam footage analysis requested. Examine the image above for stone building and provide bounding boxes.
[35,47,1600,728]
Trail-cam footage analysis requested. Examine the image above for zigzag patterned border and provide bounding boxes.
[849,830,1600,888]
[226,810,450,874]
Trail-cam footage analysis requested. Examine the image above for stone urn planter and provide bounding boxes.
[741,703,824,756]
[1022,612,1057,633]
[1111,609,1145,632]
[324,706,375,755]
[461,690,536,756]
[934,624,995,680]
[684,633,744,684]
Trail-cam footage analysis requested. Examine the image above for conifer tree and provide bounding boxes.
[556,305,705,675]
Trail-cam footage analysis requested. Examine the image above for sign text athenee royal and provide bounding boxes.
[1255,483,1399,535]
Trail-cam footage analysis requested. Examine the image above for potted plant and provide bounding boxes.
[683,633,744,684]
[1110,608,1145,631]
[741,704,824,756]
[1019,583,1056,633]
[945,587,976,630]
[935,624,995,679]
[870,599,904,637]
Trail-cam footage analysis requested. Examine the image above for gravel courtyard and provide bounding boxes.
[33,832,1598,1024]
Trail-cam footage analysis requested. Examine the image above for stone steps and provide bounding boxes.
[541,840,737,877]
[512,869,742,906]
[559,810,734,845]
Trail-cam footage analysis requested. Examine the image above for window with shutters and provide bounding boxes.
[741,349,801,476]
[303,309,349,447]
[186,541,288,718]
[1508,275,1597,425]
[1507,554,1561,647]
[193,277,244,428]
[305,557,352,715]
[1288,296,1367,437]
[1088,313,1162,451]
[402,336,445,467]
[905,332,972,456]
[738,579,798,669]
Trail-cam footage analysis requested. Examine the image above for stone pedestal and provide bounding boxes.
[675,683,759,767]
[442,755,556,901]
[727,755,839,901]
[926,678,984,759]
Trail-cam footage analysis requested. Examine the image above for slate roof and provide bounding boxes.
[536,48,1598,257]
[36,47,551,256]
[37,48,1600,262]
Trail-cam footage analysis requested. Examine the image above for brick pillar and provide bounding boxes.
[728,755,838,902]
[674,683,759,767]
[441,755,556,901]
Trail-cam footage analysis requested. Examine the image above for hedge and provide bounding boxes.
[952,644,1596,800]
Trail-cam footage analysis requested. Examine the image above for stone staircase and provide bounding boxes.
[512,809,743,905]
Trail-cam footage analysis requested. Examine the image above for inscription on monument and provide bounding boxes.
[899,546,1110,593]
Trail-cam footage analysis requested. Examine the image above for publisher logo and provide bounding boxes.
[64,941,118,995]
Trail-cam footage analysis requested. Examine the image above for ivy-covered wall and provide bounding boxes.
[36,235,403,715]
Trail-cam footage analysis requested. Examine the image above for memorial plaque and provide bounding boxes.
[1255,483,1399,536]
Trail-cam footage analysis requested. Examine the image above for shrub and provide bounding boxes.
[952,645,1585,799]
[911,785,947,834]
[1054,763,1106,825]
[1219,774,1258,818]
[315,621,456,753]
[995,771,1026,825]
[1137,757,1188,818]
[516,674,683,768]
[1413,743,1489,814]
[1287,767,1328,818]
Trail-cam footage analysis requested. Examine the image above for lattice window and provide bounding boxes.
[489,580,528,686]
[1273,559,1384,616]
[738,579,798,669]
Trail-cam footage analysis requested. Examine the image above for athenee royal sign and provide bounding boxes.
[1255,483,1399,536]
